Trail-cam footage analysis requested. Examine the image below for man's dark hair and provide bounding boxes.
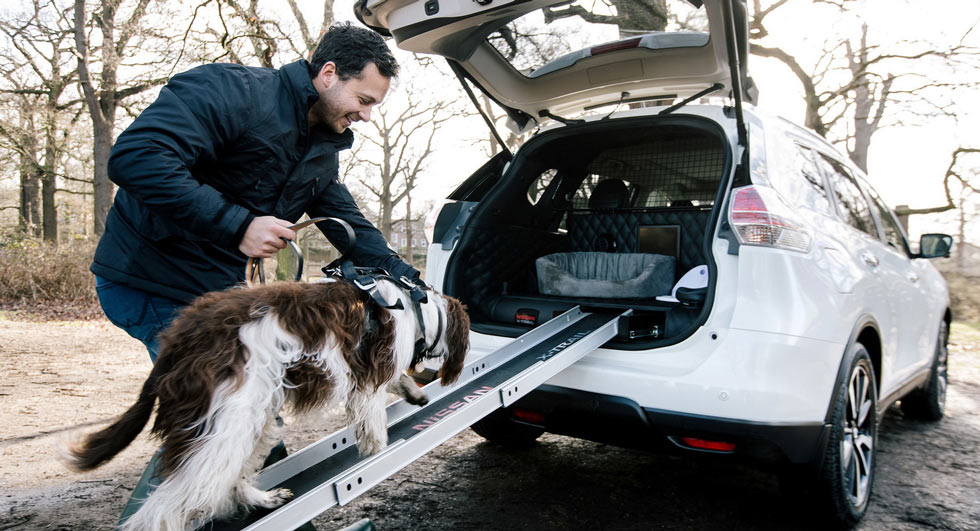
[309,22,399,80]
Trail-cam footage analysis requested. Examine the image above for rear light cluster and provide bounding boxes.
[729,185,812,252]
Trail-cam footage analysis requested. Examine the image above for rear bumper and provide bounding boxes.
[505,385,831,465]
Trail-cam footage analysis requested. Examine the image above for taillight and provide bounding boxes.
[729,185,812,252]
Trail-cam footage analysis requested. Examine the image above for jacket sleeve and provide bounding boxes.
[106,64,255,248]
[308,179,420,279]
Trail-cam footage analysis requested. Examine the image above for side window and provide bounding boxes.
[528,169,558,205]
[817,154,878,238]
[864,185,908,253]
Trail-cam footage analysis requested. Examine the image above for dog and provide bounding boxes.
[62,277,468,531]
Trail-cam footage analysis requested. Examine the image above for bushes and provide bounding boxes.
[943,270,980,324]
[0,233,97,303]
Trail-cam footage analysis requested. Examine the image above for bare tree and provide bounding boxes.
[179,0,335,67]
[352,92,453,243]
[543,1,668,35]
[345,60,460,260]
[73,0,178,235]
[0,95,43,236]
[1,0,79,241]
[749,0,980,216]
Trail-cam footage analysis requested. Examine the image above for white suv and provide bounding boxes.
[356,0,952,527]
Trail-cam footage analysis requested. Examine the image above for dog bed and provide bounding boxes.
[535,252,676,299]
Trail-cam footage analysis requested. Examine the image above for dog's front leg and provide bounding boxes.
[346,389,389,455]
[388,372,429,406]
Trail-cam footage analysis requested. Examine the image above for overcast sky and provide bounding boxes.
[330,0,980,239]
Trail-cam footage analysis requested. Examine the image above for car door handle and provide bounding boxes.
[861,252,879,268]
[906,272,920,283]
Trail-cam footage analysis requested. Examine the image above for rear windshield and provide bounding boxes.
[487,0,707,77]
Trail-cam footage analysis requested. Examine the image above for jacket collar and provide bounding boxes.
[280,59,354,150]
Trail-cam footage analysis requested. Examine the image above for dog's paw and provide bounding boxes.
[405,389,429,407]
[356,437,386,456]
[254,488,293,509]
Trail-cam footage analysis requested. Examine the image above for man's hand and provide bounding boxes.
[238,216,296,258]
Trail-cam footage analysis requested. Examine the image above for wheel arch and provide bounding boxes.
[823,315,881,425]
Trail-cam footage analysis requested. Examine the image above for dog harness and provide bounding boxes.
[323,260,443,367]
[244,216,443,365]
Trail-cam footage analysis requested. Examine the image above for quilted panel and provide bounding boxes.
[448,226,566,311]
[567,209,713,274]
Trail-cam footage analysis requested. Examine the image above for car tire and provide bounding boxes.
[900,320,948,421]
[471,408,544,447]
[816,344,878,529]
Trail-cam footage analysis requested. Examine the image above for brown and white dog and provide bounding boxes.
[62,278,468,531]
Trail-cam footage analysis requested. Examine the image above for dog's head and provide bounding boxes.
[373,279,469,386]
[418,290,469,385]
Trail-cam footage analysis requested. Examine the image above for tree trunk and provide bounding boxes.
[846,25,873,173]
[75,0,126,236]
[42,107,59,243]
[380,193,393,247]
[19,154,42,237]
[92,117,115,235]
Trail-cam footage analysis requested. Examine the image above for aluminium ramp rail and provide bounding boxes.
[203,307,624,531]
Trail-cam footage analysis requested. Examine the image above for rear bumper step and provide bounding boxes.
[503,385,831,465]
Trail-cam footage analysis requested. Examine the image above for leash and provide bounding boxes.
[244,217,354,288]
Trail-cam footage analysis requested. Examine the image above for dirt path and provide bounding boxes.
[1,317,977,530]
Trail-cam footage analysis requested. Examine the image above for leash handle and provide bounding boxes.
[245,217,356,287]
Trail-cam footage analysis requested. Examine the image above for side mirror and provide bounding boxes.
[918,233,953,259]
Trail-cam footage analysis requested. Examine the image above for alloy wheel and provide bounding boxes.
[936,323,949,414]
[841,362,875,508]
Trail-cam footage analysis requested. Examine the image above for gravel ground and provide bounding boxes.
[1,316,977,530]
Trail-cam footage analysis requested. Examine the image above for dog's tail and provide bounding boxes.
[61,359,167,472]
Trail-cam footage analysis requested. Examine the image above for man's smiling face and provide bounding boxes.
[310,61,390,134]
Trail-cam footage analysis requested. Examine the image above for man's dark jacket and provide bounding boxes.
[92,59,414,303]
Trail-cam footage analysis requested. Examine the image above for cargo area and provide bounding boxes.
[442,115,732,347]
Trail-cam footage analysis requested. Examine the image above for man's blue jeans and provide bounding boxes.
[95,276,185,362]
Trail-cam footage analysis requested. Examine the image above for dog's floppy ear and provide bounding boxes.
[437,296,469,385]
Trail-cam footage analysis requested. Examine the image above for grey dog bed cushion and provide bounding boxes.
[536,252,676,299]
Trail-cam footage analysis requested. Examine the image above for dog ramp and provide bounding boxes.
[201,306,624,531]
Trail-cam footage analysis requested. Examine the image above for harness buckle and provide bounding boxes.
[353,277,377,291]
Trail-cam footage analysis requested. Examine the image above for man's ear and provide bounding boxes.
[317,61,337,88]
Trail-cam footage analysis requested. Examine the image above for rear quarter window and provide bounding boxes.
[768,139,835,216]
[818,154,879,238]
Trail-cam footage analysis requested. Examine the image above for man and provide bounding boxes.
[92,23,417,361]
[96,23,413,528]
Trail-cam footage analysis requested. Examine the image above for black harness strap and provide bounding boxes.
[324,261,440,363]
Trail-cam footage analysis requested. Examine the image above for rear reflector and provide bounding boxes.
[680,437,736,452]
[591,37,641,55]
[511,408,545,424]
[729,185,812,252]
